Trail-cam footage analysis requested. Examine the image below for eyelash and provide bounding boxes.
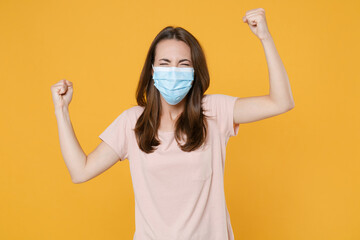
[160,63,190,66]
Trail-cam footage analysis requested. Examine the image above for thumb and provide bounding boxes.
[242,16,247,23]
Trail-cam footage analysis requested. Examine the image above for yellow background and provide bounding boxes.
[1,0,359,239]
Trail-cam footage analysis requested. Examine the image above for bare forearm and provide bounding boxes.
[261,34,295,109]
[55,107,86,182]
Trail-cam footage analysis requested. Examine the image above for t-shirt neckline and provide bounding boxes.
[158,130,174,135]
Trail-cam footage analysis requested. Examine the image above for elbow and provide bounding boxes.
[70,165,87,184]
[285,103,295,112]
[288,102,295,110]
[72,178,82,184]
[280,102,295,113]
[290,101,295,109]
[71,174,85,184]
[72,179,83,184]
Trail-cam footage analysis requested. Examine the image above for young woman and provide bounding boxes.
[51,8,294,240]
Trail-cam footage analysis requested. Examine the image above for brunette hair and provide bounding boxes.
[134,26,210,153]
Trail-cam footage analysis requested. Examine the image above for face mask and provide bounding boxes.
[152,64,195,105]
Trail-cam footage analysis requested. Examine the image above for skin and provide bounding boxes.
[152,39,193,132]
[51,7,295,183]
[235,8,295,123]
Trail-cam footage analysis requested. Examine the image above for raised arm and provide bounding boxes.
[51,80,120,183]
[234,8,295,124]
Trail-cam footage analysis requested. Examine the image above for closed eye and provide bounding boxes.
[159,63,190,66]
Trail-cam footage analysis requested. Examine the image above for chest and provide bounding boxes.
[129,125,220,186]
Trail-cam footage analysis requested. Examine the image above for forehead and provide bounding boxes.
[155,39,191,60]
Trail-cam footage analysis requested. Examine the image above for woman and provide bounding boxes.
[51,8,294,240]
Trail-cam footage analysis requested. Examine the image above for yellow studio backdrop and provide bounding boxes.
[1,0,359,239]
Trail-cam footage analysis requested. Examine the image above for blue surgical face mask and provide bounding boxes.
[152,64,195,105]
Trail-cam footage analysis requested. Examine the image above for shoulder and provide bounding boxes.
[202,93,225,104]
[125,105,144,114]
[122,105,144,122]
[202,93,239,118]
[202,94,238,106]
[201,94,213,107]
[201,93,229,109]
[203,93,232,101]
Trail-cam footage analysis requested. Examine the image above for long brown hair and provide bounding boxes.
[134,26,210,153]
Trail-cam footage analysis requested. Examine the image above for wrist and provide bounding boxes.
[259,32,273,42]
[54,106,69,116]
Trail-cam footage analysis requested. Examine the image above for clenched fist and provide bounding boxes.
[51,79,73,111]
[242,8,271,41]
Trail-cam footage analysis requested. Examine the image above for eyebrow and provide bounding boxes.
[159,58,191,63]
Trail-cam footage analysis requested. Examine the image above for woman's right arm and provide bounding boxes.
[52,80,120,184]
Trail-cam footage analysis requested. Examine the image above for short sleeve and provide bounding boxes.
[206,94,240,139]
[99,110,129,161]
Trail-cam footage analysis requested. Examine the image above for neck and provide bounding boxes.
[160,96,186,121]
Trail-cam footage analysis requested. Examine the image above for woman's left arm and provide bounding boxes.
[234,8,295,124]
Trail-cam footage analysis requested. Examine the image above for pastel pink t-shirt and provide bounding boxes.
[99,94,240,240]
